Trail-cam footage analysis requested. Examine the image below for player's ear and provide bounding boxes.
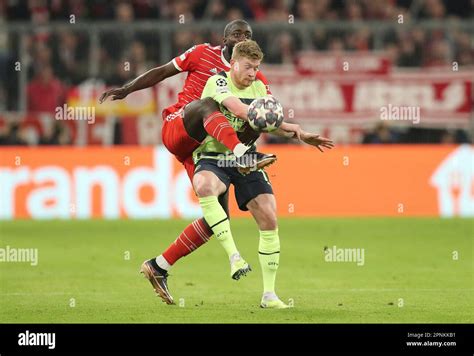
[231,59,239,71]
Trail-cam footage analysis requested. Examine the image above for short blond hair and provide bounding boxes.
[231,40,264,61]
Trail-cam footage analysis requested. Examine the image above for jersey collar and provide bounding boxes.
[221,46,231,67]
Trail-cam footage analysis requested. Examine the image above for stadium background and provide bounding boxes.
[0,0,472,324]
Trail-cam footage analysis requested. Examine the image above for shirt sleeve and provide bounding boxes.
[172,44,202,72]
[201,75,235,104]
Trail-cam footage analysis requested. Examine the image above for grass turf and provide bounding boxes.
[0,218,472,323]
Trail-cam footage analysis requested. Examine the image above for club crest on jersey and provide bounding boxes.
[210,68,218,74]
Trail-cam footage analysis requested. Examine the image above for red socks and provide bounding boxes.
[162,218,213,266]
[203,111,241,152]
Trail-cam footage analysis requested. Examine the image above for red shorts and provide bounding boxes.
[162,105,201,181]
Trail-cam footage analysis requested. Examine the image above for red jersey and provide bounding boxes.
[163,43,270,119]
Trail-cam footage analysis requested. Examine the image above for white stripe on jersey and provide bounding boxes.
[204,48,221,59]
[189,74,208,84]
[195,70,214,77]
[200,58,225,68]
[188,78,205,88]
[182,93,196,101]
[201,52,222,63]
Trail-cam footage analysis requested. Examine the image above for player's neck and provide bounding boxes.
[222,46,232,63]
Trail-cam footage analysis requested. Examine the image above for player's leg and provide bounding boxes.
[161,108,201,161]
[247,193,288,309]
[141,197,230,304]
[167,99,276,172]
[141,157,231,304]
[156,189,230,271]
[158,193,229,265]
[183,98,249,157]
[141,214,214,305]
[231,169,289,308]
[194,159,251,280]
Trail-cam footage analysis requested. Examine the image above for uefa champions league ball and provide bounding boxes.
[247,95,284,133]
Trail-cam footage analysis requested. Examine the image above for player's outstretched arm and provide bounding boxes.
[299,131,334,152]
[99,62,179,103]
[272,123,334,152]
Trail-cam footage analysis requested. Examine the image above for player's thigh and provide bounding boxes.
[193,159,230,197]
[183,98,218,142]
[247,193,278,231]
[162,113,200,160]
[231,169,274,212]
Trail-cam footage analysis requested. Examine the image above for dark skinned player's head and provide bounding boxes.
[223,20,252,55]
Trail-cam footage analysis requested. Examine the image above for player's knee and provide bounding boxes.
[256,202,278,230]
[194,180,215,197]
[260,210,278,230]
[248,194,278,230]
[193,173,220,197]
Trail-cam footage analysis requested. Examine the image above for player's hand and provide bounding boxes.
[300,132,334,152]
[99,87,129,103]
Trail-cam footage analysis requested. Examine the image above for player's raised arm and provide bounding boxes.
[99,44,204,104]
[99,62,179,103]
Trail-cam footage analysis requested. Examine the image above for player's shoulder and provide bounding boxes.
[178,43,222,60]
[253,75,266,89]
[187,43,205,54]
[256,70,268,84]
[195,43,222,55]
[182,43,210,55]
[255,71,271,94]
[250,76,268,95]
[202,43,222,52]
[207,72,229,86]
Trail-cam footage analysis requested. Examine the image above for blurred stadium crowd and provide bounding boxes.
[0,0,473,146]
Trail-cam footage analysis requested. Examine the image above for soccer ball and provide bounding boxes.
[247,95,284,133]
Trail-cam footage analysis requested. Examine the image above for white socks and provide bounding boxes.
[233,143,250,158]
[155,255,171,271]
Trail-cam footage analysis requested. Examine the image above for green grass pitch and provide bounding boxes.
[0,218,472,323]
